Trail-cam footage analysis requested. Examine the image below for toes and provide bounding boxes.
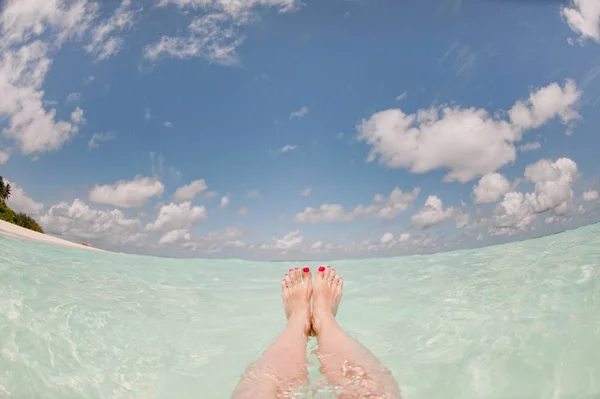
[317,265,326,279]
[294,267,301,282]
[288,269,296,284]
[284,273,292,287]
[333,275,341,286]
[326,266,335,285]
[302,266,312,283]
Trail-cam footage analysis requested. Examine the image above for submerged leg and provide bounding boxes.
[232,267,313,399]
[312,266,401,399]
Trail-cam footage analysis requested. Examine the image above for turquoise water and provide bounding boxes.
[1,225,599,399]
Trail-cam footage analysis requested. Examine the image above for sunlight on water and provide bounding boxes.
[1,225,600,398]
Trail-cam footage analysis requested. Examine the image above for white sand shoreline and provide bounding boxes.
[0,220,104,252]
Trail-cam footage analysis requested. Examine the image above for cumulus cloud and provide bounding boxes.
[0,0,101,157]
[5,181,44,215]
[173,179,208,202]
[289,106,309,119]
[158,229,191,245]
[145,1,300,65]
[294,187,420,223]
[301,187,311,197]
[411,195,455,229]
[561,0,600,43]
[40,199,146,246]
[583,190,599,201]
[260,230,303,251]
[146,201,207,232]
[85,0,136,61]
[473,173,511,204]
[181,227,247,252]
[491,157,580,235]
[357,80,581,182]
[89,177,165,209]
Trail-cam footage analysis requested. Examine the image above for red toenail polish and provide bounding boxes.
[303,267,310,272]
[295,267,299,270]
[318,266,325,272]
[326,265,331,268]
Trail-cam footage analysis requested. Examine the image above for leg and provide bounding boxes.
[312,266,402,399]
[231,267,313,399]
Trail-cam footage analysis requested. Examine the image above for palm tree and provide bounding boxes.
[2,183,10,201]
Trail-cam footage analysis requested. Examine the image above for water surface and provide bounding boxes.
[1,225,599,398]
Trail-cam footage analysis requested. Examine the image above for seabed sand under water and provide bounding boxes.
[0,223,599,398]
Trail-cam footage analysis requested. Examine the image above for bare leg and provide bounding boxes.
[312,266,402,399]
[232,267,313,399]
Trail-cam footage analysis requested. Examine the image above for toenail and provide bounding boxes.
[294,267,299,270]
[303,267,310,272]
[289,269,293,272]
[326,265,331,268]
[318,266,325,272]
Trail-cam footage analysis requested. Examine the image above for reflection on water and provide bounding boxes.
[1,224,600,398]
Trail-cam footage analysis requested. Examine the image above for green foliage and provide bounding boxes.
[0,175,44,234]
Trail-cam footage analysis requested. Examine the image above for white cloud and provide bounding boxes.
[583,190,599,201]
[220,195,229,208]
[146,201,207,232]
[237,206,249,215]
[40,199,146,247]
[276,144,298,153]
[245,189,260,198]
[294,187,420,223]
[380,232,394,244]
[5,181,44,216]
[508,80,580,130]
[146,1,300,65]
[158,229,191,245]
[357,80,581,183]
[517,141,541,152]
[164,121,173,128]
[89,177,165,209]
[260,230,303,251]
[395,91,408,101]
[147,0,299,66]
[181,227,246,252]
[86,0,136,61]
[289,105,309,120]
[301,187,311,197]
[411,195,455,229]
[492,158,580,235]
[473,173,511,204]
[88,132,115,150]
[66,92,82,106]
[70,107,86,124]
[0,150,9,164]
[561,0,600,43]
[173,179,208,202]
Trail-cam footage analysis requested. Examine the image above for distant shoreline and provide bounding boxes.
[0,220,103,252]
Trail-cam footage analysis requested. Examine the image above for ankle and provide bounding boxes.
[311,311,338,336]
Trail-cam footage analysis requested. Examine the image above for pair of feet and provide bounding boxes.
[282,265,343,337]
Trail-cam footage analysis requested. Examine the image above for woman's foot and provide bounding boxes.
[311,265,343,336]
[282,267,313,336]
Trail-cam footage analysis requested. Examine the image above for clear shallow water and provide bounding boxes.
[0,226,599,399]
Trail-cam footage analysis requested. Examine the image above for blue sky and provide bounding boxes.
[1,0,600,260]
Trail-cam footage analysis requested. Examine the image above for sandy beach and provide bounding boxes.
[0,220,103,252]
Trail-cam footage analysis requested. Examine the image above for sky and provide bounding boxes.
[1,0,600,260]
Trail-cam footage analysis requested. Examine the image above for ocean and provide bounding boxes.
[0,224,599,399]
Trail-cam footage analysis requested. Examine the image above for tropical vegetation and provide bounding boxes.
[0,175,44,234]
